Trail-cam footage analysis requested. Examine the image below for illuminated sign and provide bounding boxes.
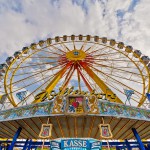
[61,139,90,149]
[49,139,102,149]
[91,141,102,149]
[34,86,116,102]
[50,141,60,149]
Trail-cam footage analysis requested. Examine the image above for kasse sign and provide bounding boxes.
[50,139,102,149]
[61,139,90,149]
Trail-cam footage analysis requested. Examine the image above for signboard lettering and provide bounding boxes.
[34,86,116,102]
[91,141,102,149]
[49,139,102,149]
[61,139,90,149]
[50,141,60,149]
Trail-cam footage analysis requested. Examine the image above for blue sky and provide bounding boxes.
[0,0,150,63]
[0,0,150,108]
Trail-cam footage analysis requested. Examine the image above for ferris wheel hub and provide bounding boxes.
[66,50,86,61]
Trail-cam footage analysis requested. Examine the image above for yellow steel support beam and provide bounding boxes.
[80,62,123,103]
[32,62,72,103]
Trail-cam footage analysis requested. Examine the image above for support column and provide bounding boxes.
[23,139,29,150]
[132,128,146,150]
[116,146,120,150]
[27,139,32,150]
[125,139,131,150]
[8,127,22,150]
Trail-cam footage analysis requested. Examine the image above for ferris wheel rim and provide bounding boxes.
[1,35,150,108]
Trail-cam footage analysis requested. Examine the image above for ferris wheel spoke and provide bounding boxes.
[92,66,142,95]
[11,61,59,70]
[16,75,55,106]
[126,55,134,67]
[45,45,66,54]
[97,53,139,61]
[78,69,93,92]
[28,56,59,59]
[0,91,5,94]
[47,47,63,56]
[91,62,147,77]
[35,62,50,86]
[8,69,52,87]
[94,54,134,61]
[72,40,76,50]
[80,40,87,51]
[94,58,138,62]
[103,78,140,104]
[91,66,143,96]
[88,46,109,55]
[144,103,150,108]
[63,66,74,83]
[132,94,141,100]
[5,47,53,105]
[145,83,149,90]
[60,66,75,94]
[93,63,138,71]
[80,70,103,93]
[92,65,143,84]
[92,51,120,58]
[59,40,71,52]
[22,54,60,59]
[17,58,48,100]
[91,46,115,57]
[84,43,98,53]
[103,71,143,84]
[79,62,123,103]
[13,67,57,77]
[32,62,72,103]
[60,66,73,87]
[7,63,66,86]
[16,69,62,104]
[109,79,141,100]
[99,72,141,101]
[7,76,50,96]
[11,73,53,94]
[93,49,142,65]
[40,46,65,55]
[77,68,81,92]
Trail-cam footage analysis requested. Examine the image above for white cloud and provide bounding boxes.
[0,0,150,107]
[0,0,149,58]
[120,0,150,56]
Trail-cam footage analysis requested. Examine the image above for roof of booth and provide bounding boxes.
[0,115,149,140]
[0,97,149,140]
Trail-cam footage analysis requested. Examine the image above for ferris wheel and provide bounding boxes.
[0,35,150,109]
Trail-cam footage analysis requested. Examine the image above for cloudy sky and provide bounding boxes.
[0,0,150,63]
[0,0,150,109]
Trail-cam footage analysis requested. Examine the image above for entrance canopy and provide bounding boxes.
[0,98,149,140]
